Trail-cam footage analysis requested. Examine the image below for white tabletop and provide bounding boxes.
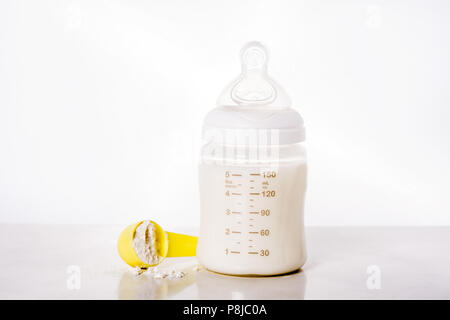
[0,224,449,299]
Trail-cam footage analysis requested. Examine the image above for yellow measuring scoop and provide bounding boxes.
[118,220,198,268]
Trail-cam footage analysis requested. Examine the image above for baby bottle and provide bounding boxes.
[198,42,307,276]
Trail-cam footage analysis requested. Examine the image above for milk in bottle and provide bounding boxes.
[198,42,307,275]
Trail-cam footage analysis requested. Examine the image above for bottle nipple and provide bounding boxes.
[231,42,277,105]
[217,42,291,109]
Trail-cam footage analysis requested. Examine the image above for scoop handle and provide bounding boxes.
[166,232,198,257]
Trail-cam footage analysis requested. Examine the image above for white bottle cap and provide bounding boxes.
[203,42,305,145]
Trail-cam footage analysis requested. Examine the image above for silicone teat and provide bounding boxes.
[217,41,291,108]
[231,42,276,105]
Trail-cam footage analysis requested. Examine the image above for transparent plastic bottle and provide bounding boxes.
[198,42,307,276]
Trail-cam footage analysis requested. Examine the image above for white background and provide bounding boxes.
[1,0,449,228]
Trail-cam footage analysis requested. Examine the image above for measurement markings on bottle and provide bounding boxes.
[224,169,279,259]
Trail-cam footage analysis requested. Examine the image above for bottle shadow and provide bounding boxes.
[195,268,307,299]
[118,266,307,300]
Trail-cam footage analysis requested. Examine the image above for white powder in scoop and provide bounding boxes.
[132,220,199,280]
[133,220,163,266]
